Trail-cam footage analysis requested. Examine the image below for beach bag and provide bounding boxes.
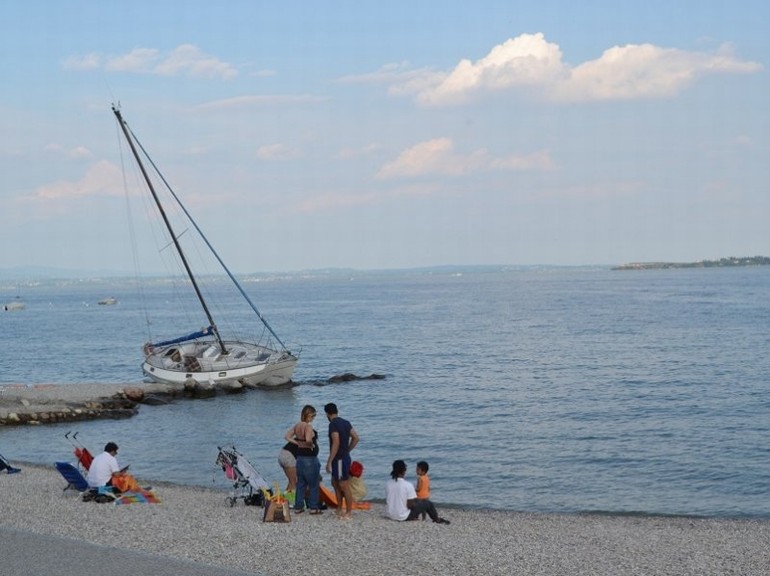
[349,476,368,501]
[244,492,265,507]
[263,499,291,523]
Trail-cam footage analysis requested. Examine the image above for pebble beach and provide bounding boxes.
[1,464,768,576]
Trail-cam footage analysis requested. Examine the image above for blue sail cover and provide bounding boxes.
[151,326,214,348]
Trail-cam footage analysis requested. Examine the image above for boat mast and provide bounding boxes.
[141,165,290,351]
[112,105,229,355]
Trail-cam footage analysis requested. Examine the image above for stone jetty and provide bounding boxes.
[0,379,253,427]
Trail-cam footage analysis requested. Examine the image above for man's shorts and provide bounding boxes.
[330,455,351,481]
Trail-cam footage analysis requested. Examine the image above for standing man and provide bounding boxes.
[324,402,359,519]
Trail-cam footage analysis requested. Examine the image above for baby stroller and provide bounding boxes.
[215,445,271,507]
[64,431,94,471]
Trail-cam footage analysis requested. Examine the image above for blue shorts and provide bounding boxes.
[330,455,351,481]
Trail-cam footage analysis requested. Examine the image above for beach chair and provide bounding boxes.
[55,461,90,492]
[55,461,118,502]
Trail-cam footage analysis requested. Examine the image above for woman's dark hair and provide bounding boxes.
[417,460,429,473]
[391,459,407,480]
[104,442,118,453]
[324,402,338,415]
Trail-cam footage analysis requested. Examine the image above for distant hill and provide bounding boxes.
[0,266,130,282]
[612,256,770,270]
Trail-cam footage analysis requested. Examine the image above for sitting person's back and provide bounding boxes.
[86,442,120,488]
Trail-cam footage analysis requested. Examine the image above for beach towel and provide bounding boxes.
[115,490,161,505]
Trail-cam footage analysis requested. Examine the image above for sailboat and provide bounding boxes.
[3,297,26,311]
[112,105,298,387]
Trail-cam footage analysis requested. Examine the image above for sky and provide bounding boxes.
[1,0,768,274]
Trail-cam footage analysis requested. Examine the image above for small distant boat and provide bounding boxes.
[113,105,298,387]
[98,297,118,306]
[3,298,26,311]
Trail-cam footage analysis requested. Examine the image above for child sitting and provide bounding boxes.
[415,460,434,520]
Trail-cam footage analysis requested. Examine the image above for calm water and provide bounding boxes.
[2,267,769,518]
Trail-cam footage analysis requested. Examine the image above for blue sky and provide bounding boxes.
[1,1,768,273]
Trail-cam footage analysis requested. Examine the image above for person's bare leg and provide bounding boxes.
[285,466,297,493]
[331,477,344,515]
[339,479,353,518]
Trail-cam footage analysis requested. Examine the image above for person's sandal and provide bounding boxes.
[309,509,323,515]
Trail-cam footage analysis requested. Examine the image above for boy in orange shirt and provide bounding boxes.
[415,460,431,499]
[415,460,434,519]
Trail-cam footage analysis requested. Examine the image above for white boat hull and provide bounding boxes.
[142,340,297,387]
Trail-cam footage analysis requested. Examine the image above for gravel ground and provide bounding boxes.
[1,464,768,576]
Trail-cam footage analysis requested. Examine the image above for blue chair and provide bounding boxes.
[55,461,90,492]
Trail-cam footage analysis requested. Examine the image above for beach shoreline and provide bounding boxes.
[1,464,768,576]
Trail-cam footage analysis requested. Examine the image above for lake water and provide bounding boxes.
[2,266,769,518]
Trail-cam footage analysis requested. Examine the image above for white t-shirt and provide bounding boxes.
[385,477,415,521]
[86,451,120,487]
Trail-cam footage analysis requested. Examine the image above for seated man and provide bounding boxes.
[86,441,143,493]
[385,459,450,525]
[85,442,126,488]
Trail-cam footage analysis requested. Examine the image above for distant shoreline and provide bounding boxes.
[612,256,770,271]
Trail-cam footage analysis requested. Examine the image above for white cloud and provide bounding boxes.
[195,94,327,110]
[384,33,761,105]
[556,42,761,101]
[42,144,92,159]
[68,146,92,159]
[377,137,554,179]
[256,143,302,161]
[65,45,237,80]
[153,44,237,79]
[33,161,122,200]
[105,48,161,73]
[62,53,102,70]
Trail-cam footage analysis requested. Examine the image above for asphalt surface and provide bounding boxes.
[0,528,263,576]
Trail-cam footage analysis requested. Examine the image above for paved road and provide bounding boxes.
[0,528,263,576]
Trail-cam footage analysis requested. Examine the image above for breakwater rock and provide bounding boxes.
[0,379,254,427]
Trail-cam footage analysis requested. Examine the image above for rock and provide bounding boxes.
[192,383,216,398]
[123,387,145,402]
[104,408,138,419]
[140,395,170,406]
[327,373,386,383]
[219,381,244,394]
[183,377,198,393]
